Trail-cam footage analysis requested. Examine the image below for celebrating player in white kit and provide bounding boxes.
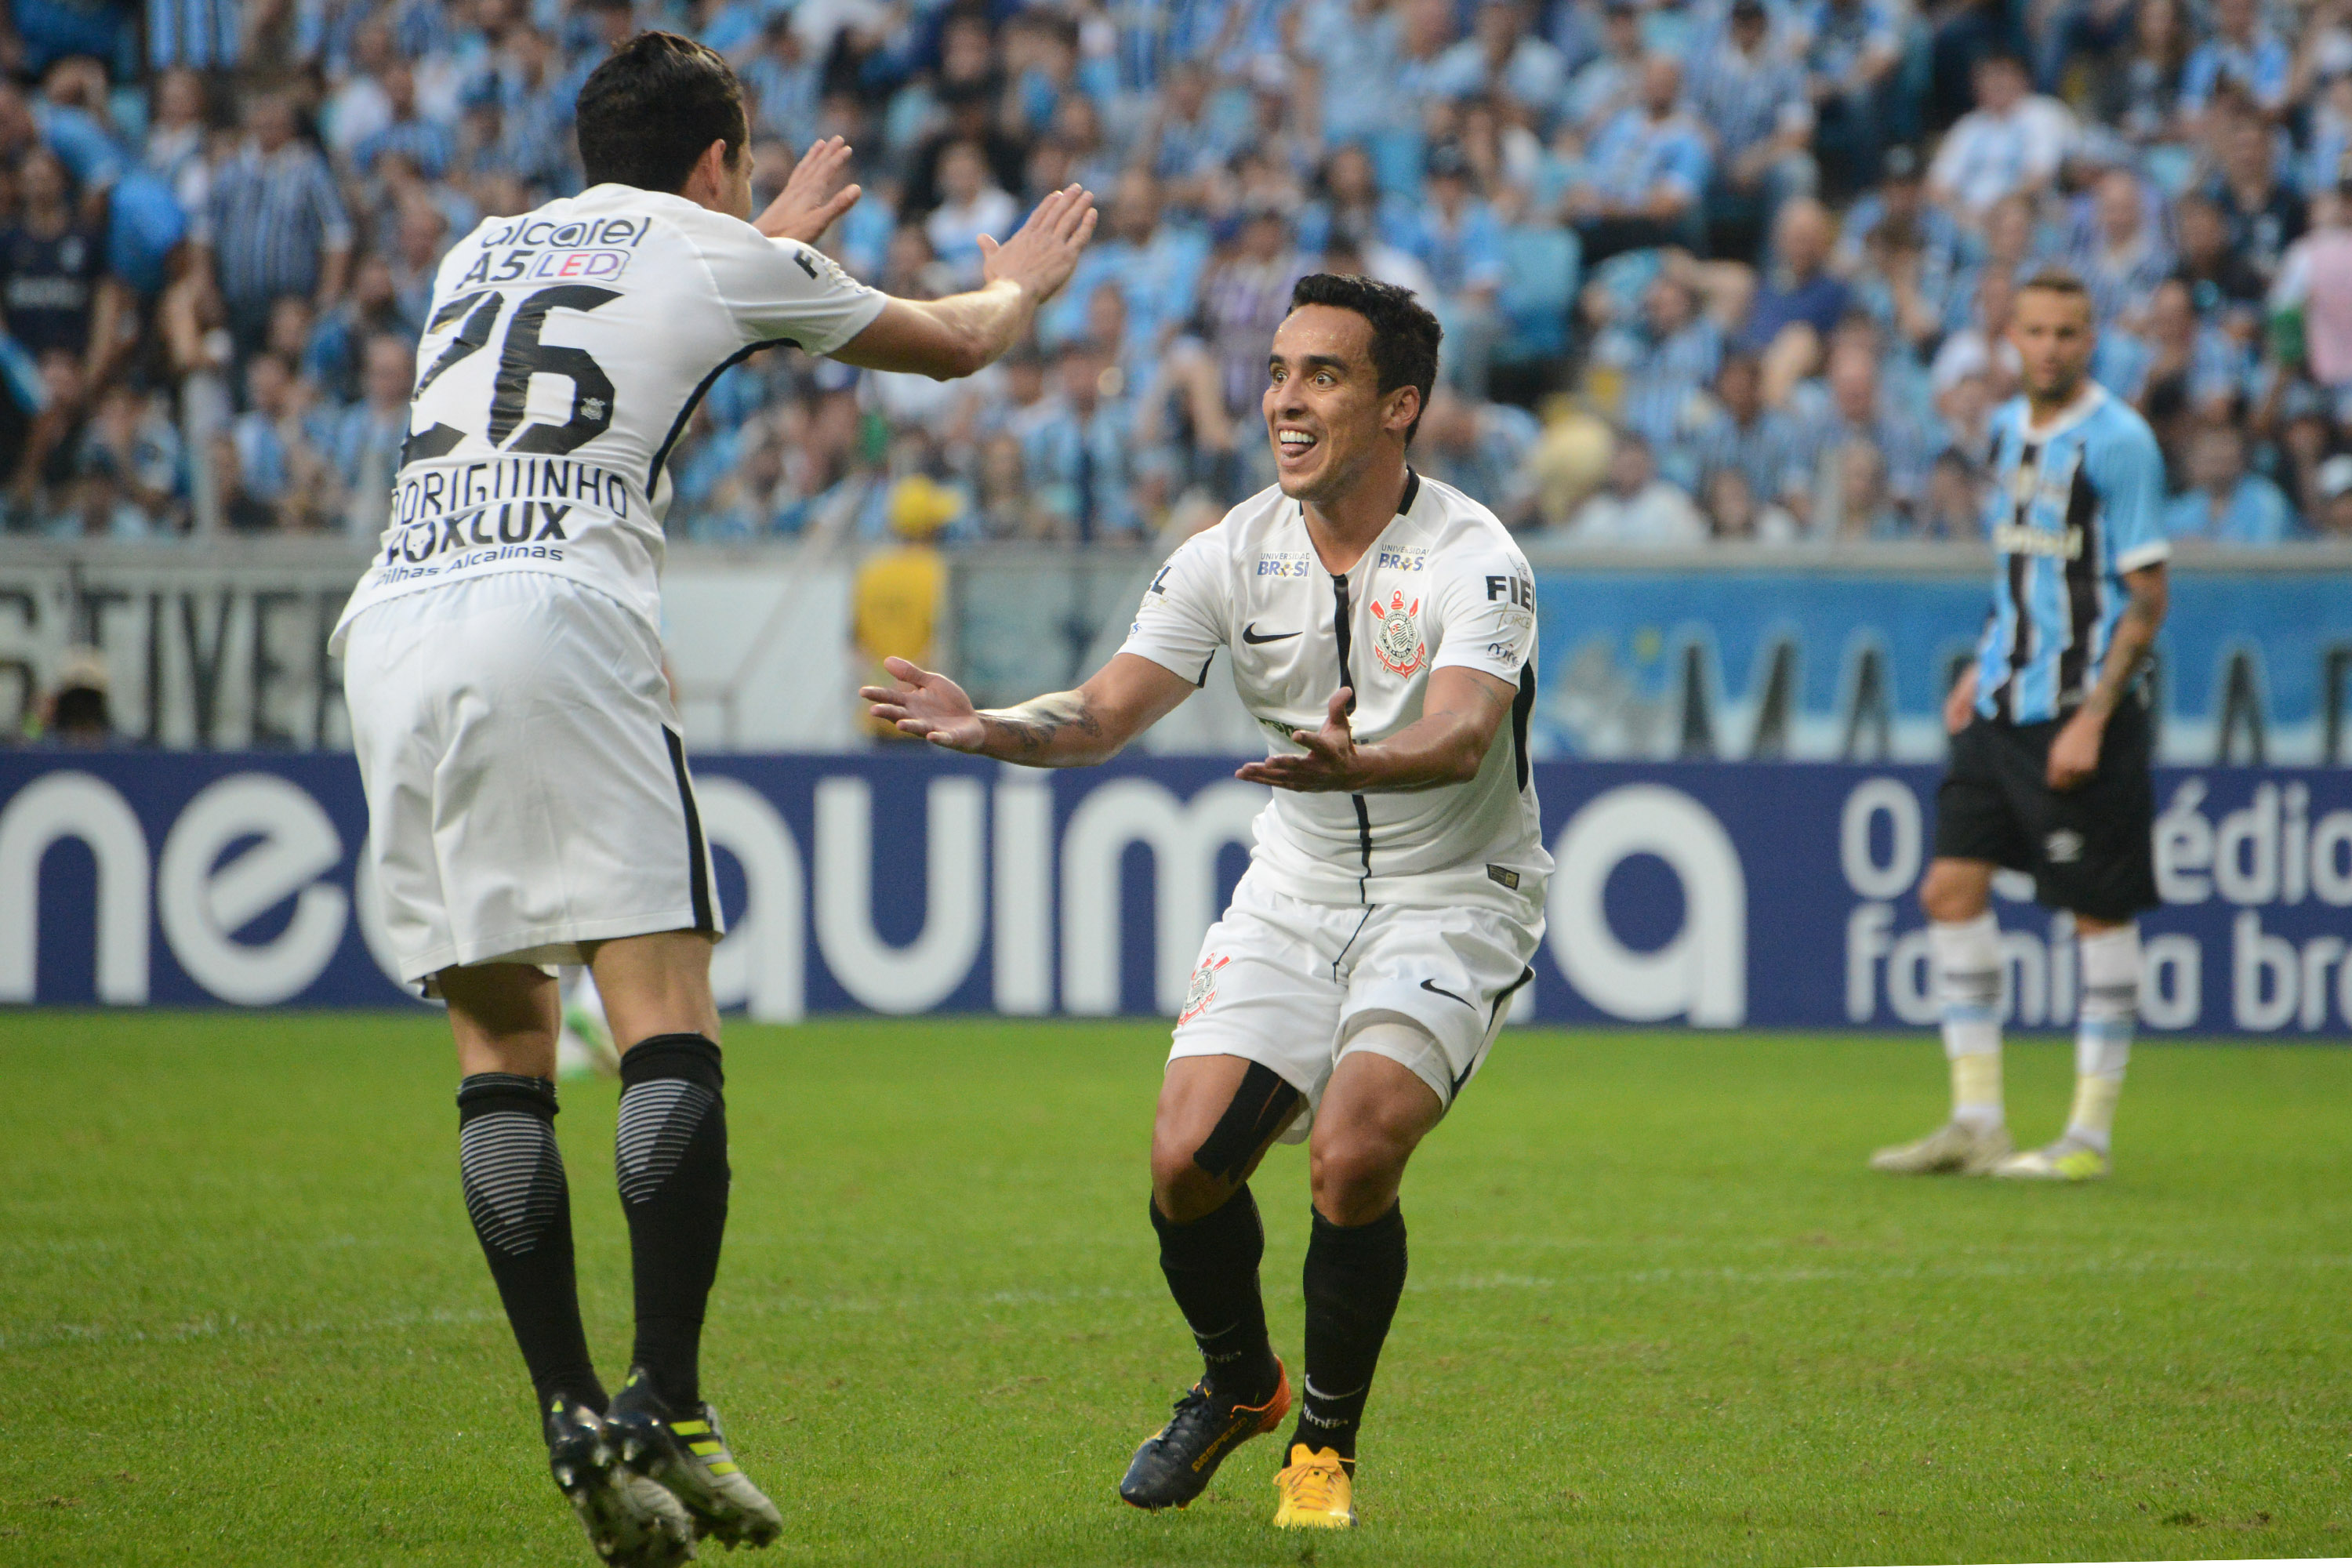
[866,275,1548,1530]
[334,33,1094,1566]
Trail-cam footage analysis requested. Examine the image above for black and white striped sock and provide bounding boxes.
[456,1073,604,1416]
[615,1034,728,1411]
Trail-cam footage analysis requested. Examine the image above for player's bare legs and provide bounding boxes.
[586,931,722,1049]
[441,963,695,1567]
[1120,1055,1301,1510]
[1150,1054,1290,1221]
[1307,1049,1443,1224]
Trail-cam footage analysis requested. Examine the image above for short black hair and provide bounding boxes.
[1286,273,1443,442]
[575,31,746,194]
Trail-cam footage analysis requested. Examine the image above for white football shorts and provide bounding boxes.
[343,572,721,987]
[1167,866,1541,1138]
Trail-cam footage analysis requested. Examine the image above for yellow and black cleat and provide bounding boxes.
[606,1370,782,1549]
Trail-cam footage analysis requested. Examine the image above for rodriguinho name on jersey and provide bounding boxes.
[375,455,633,568]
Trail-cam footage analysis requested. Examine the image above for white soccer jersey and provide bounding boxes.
[332,183,885,646]
[1120,471,1550,913]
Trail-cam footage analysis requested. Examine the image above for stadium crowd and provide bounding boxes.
[5,0,2352,545]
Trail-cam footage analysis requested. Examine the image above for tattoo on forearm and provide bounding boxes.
[2085,590,2161,717]
[982,691,1102,755]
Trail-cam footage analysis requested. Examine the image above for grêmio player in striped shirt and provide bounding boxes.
[1872,268,2171,1185]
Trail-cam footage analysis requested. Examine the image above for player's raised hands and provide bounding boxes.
[862,656,988,751]
[1236,688,1364,793]
[756,136,862,245]
[979,185,1098,304]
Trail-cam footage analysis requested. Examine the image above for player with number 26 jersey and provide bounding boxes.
[334,184,883,640]
[332,32,1098,1568]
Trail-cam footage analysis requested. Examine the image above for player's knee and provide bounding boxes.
[1150,1135,1229,1225]
[1919,860,1989,924]
[1308,1130,1407,1226]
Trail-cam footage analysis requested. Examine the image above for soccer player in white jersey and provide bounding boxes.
[1871,270,2170,1184]
[866,275,1548,1530]
[333,34,1094,1566]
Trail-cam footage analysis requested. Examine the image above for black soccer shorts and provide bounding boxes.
[1932,692,2159,922]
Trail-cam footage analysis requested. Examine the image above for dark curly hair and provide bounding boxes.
[1287,273,1443,443]
[575,31,747,194]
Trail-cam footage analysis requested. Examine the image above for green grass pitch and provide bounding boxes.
[4,1013,2350,1566]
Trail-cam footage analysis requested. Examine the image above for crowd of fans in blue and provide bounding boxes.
[3,0,2351,545]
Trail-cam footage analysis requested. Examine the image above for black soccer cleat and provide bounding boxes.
[1118,1359,1292,1511]
[606,1368,784,1549]
[545,1397,697,1567]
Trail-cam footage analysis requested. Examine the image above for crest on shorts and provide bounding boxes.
[1179,953,1229,1025]
[1372,589,1425,677]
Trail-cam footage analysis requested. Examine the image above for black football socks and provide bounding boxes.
[1290,1202,1408,1462]
[614,1033,730,1413]
[1152,1185,1281,1406]
[456,1073,606,1417]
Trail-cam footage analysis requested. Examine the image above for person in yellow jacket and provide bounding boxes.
[853,474,961,739]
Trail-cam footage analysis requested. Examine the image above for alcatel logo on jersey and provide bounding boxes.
[1375,549,1427,572]
[1256,553,1312,578]
[479,216,649,250]
[1373,590,1425,677]
[1992,522,2085,559]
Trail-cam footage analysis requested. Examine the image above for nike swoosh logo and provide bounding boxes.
[1242,623,1300,644]
[1419,978,1474,1010]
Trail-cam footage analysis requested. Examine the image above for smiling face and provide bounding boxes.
[1263,303,1417,508]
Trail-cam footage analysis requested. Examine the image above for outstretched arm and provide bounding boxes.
[2048,563,2167,790]
[830,185,1098,379]
[1236,666,1519,793]
[862,651,1197,767]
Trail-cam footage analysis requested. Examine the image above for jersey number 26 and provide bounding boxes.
[404,285,619,466]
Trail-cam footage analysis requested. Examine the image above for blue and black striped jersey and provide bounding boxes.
[1973,387,2171,726]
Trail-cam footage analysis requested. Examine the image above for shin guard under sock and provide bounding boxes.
[1290,1203,1407,1462]
[456,1073,604,1416]
[615,1034,729,1410]
[1152,1186,1279,1404]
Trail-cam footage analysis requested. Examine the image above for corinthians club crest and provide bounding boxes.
[1179,953,1229,1025]
[1372,589,1425,677]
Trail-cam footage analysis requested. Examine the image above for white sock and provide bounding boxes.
[2067,924,2139,1154]
[1933,914,2003,1130]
